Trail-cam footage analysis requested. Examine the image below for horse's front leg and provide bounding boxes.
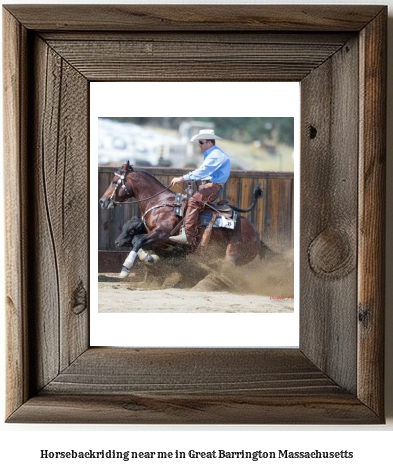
[119,230,168,278]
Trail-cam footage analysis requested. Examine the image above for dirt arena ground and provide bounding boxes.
[98,251,294,313]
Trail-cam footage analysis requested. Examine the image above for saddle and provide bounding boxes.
[199,200,237,230]
[173,193,237,230]
[209,199,233,215]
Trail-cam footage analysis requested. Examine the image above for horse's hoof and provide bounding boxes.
[119,267,130,279]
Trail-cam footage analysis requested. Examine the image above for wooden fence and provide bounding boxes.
[98,166,294,271]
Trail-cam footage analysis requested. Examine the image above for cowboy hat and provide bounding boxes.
[190,129,222,142]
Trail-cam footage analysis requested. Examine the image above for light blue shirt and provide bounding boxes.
[182,146,230,184]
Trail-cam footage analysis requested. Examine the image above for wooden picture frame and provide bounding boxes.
[3,5,386,424]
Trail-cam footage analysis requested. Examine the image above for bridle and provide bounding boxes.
[109,171,132,203]
[108,169,172,206]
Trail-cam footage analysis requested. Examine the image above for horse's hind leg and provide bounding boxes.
[224,241,247,266]
[194,243,252,292]
[225,237,260,267]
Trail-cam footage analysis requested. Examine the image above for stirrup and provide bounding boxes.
[169,227,189,244]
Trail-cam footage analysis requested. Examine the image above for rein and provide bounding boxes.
[112,170,172,205]
[113,186,172,205]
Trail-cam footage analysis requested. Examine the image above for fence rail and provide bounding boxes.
[98,167,294,270]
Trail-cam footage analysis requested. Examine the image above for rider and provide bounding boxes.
[169,129,230,246]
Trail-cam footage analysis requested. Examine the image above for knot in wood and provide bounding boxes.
[308,228,355,279]
[73,281,87,315]
[309,125,317,139]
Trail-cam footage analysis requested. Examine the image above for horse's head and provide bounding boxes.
[99,161,135,210]
[115,216,146,247]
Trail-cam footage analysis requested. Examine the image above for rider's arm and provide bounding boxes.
[183,149,230,183]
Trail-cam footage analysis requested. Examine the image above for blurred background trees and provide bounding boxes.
[109,117,294,147]
[98,117,295,171]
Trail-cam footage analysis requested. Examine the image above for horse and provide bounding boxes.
[99,161,268,278]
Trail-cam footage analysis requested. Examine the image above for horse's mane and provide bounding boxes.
[134,168,167,189]
[118,165,172,192]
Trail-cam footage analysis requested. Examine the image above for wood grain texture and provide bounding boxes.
[3,5,386,424]
[45,38,347,81]
[9,392,377,425]
[7,348,379,424]
[26,36,90,391]
[3,9,30,418]
[300,36,359,394]
[3,5,384,31]
[41,31,353,43]
[357,9,387,416]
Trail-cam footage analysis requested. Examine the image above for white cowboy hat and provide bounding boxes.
[190,129,222,142]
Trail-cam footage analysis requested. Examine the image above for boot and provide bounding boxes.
[169,227,189,244]
[170,200,201,245]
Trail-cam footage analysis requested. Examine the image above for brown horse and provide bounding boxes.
[100,161,267,277]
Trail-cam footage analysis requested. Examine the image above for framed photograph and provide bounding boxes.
[4,5,386,424]
[91,82,299,348]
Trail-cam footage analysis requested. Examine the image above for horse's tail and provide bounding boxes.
[259,239,275,259]
[229,183,263,213]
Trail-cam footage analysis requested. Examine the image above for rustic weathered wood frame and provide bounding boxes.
[3,5,386,424]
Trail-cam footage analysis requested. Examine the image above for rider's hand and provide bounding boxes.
[170,176,183,187]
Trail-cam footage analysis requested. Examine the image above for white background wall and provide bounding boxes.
[1,0,392,472]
